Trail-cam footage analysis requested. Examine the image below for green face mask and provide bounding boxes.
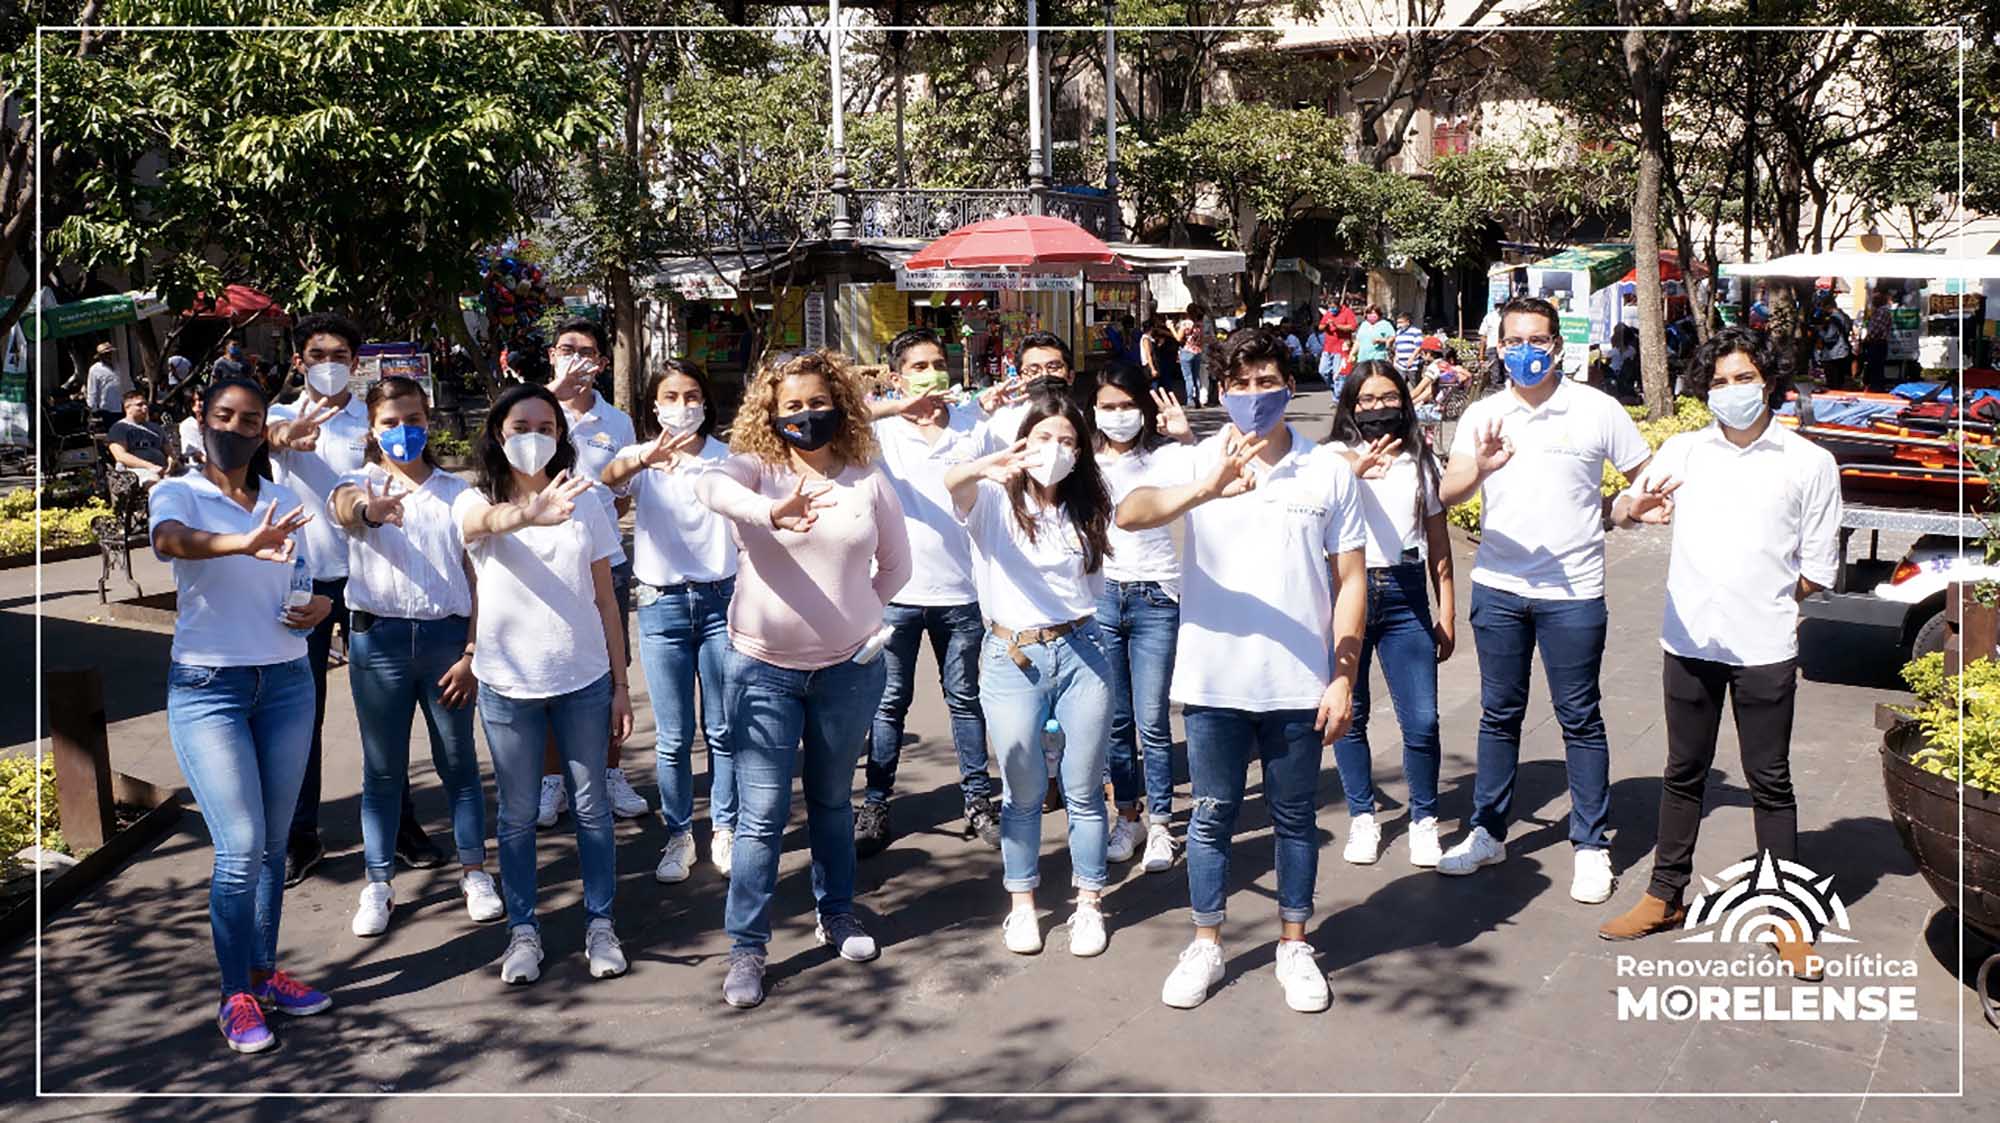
[906,368,950,396]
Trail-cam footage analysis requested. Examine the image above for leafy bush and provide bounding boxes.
[1897,652,2000,794]
[1446,395,1713,532]
[0,753,68,881]
[430,429,473,459]
[0,497,112,557]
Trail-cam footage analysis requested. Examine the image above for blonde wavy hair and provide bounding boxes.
[730,349,880,467]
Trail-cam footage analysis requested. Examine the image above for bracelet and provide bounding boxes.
[359,505,383,529]
[612,681,629,690]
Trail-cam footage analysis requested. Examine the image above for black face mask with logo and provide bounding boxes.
[773,407,843,452]
[1353,407,1406,444]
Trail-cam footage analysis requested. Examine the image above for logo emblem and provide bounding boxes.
[1677,851,1855,945]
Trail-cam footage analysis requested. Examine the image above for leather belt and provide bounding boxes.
[989,617,1089,670]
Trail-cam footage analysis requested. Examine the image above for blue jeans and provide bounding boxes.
[479,675,618,931]
[724,650,887,954]
[979,623,1112,892]
[1098,580,1179,821]
[866,602,993,809]
[1183,706,1323,927]
[1467,583,1612,849]
[1332,563,1442,822]
[636,578,736,836]
[166,657,315,995]
[349,614,486,882]
[1179,351,1205,403]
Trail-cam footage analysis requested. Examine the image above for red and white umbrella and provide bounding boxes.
[903,215,1121,271]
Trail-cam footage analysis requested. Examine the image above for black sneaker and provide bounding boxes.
[964,798,1002,849]
[854,801,891,859]
[395,822,448,870]
[284,836,324,887]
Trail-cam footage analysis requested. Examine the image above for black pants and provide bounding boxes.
[292,577,421,845]
[1648,653,1799,903]
[1861,340,1890,392]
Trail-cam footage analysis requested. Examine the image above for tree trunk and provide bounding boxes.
[1623,26,1674,420]
[608,265,642,417]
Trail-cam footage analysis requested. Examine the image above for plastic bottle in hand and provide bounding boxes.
[1042,717,1063,769]
[283,557,314,637]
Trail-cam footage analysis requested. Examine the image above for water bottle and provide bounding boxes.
[283,557,314,636]
[1042,717,1063,770]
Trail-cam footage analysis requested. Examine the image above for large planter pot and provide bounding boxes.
[1881,719,2000,941]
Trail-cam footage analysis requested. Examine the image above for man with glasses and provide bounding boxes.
[1434,296,1651,906]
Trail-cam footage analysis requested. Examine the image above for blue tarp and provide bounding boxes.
[1779,397,1906,427]
[1890,382,2000,405]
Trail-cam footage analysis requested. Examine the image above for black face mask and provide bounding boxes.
[1027,375,1071,397]
[205,425,264,472]
[1353,407,1406,443]
[773,407,843,452]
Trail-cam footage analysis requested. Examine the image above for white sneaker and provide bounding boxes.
[1002,905,1043,954]
[654,831,695,884]
[1435,826,1506,876]
[1141,823,1175,873]
[499,924,543,984]
[461,870,504,923]
[584,918,628,978]
[351,881,393,937]
[1161,938,1226,1009]
[711,827,734,877]
[1274,939,1332,1012]
[1407,817,1442,868]
[1342,812,1381,865]
[535,775,566,828]
[1571,847,1616,904]
[1106,818,1142,863]
[605,768,650,819]
[1067,900,1108,957]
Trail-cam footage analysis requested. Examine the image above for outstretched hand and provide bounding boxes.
[240,503,311,562]
[769,475,839,532]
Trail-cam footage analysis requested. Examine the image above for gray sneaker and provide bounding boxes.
[814,912,880,962]
[722,950,767,1008]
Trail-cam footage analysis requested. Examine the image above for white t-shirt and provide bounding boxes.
[959,478,1102,632]
[1098,441,1195,597]
[1325,442,1442,568]
[452,486,619,699]
[1634,423,1842,666]
[1166,428,1369,711]
[563,393,637,569]
[337,464,474,621]
[1450,379,1649,600]
[176,415,201,462]
[149,474,312,667]
[615,436,738,587]
[874,404,985,606]
[268,394,372,582]
[975,400,1035,456]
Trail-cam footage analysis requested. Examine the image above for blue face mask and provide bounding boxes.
[1222,387,1291,436]
[378,424,427,463]
[1502,343,1556,387]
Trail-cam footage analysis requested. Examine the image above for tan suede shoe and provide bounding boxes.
[1596,892,1688,941]
[1768,919,1823,981]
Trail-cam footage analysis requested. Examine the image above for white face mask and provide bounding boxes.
[656,403,704,438]
[1026,442,1077,488]
[1094,407,1144,443]
[502,432,558,476]
[304,361,351,397]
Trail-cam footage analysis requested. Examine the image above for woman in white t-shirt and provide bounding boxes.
[1091,363,1196,875]
[945,392,1116,958]
[1325,361,1456,868]
[149,375,334,1054]
[328,376,499,939]
[453,383,633,987]
[601,361,740,885]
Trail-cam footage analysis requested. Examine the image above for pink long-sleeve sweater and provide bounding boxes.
[695,453,912,670]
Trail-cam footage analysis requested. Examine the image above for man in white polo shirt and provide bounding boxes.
[1117,327,1367,1014]
[1596,327,1839,979]
[1434,295,1651,904]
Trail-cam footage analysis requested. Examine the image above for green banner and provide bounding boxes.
[21,293,142,342]
[1559,313,1592,346]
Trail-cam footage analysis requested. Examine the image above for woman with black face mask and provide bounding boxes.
[1325,360,1456,869]
[692,350,912,1010]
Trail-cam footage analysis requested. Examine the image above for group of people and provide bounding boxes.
[150,294,1841,1055]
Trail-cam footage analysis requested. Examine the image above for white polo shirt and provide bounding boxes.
[975,399,1036,455]
[874,404,985,606]
[615,436,738,588]
[1163,428,1369,711]
[959,479,1102,632]
[1098,441,1195,597]
[337,464,474,621]
[1326,442,1442,568]
[453,487,620,699]
[1634,422,1842,666]
[149,474,313,667]
[1451,379,1649,600]
[563,392,636,569]
[268,393,371,582]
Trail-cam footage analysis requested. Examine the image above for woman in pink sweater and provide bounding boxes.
[695,350,911,1010]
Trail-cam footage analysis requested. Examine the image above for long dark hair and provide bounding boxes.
[634,359,719,441]
[477,382,576,503]
[361,376,439,468]
[1331,360,1442,532]
[1008,391,1112,574]
[1092,362,1167,454]
[201,376,274,493]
